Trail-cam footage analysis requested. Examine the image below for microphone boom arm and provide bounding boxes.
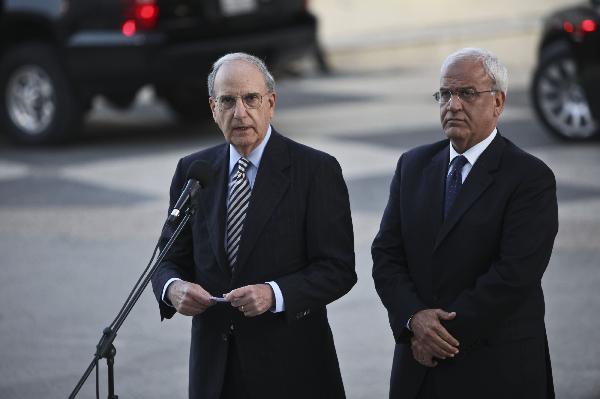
[69,204,196,399]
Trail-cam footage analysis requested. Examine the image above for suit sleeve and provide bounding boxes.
[275,155,357,324]
[443,162,558,346]
[372,155,428,343]
[151,158,196,320]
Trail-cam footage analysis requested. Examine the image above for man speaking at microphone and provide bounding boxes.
[151,53,356,399]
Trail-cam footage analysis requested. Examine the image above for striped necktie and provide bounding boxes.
[226,157,251,268]
[444,155,469,219]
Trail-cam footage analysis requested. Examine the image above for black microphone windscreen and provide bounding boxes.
[186,160,213,187]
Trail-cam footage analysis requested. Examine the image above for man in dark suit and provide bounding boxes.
[151,53,356,399]
[372,48,558,399]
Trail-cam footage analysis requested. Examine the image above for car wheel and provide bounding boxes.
[0,43,83,145]
[531,43,598,140]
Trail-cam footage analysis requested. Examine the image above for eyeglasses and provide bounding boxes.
[212,92,270,110]
[433,88,497,104]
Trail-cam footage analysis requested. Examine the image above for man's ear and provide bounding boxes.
[209,98,217,120]
[494,91,506,117]
[267,91,277,118]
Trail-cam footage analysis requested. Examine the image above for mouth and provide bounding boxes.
[445,118,465,125]
[232,126,252,133]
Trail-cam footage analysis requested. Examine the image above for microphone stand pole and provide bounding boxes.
[69,206,195,399]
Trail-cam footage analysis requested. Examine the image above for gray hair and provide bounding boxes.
[441,48,508,94]
[207,52,276,97]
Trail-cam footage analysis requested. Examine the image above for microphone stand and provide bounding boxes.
[69,205,196,399]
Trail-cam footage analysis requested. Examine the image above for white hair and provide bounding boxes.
[441,48,508,94]
[207,52,275,97]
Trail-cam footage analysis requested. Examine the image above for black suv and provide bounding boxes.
[0,0,319,145]
[531,0,600,140]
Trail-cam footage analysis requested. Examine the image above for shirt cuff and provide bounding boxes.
[162,278,182,307]
[266,281,285,313]
[406,316,413,332]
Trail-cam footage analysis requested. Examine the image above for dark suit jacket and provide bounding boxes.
[372,133,558,399]
[151,130,356,399]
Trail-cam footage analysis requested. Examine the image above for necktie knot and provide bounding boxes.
[451,155,468,174]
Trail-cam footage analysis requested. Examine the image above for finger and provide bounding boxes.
[433,324,460,348]
[241,301,261,317]
[425,332,459,357]
[223,290,237,302]
[231,295,252,308]
[417,327,458,356]
[224,286,251,303]
[188,289,213,306]
[425,341,456,359]
[436,309,457,320]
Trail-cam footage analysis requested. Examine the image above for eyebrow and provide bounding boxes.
[439,86,476,90]
[219,92,261,97]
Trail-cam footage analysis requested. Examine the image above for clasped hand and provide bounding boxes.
[167,281,274,317]
[410,309,460,368]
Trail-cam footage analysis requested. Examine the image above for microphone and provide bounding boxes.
[167,160,212,224]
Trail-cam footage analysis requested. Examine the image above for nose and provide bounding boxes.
[447,93,463,111]
[232,97,248,118]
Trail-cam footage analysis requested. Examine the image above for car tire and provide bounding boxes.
[531,41,599,140]
[0,42,83,145]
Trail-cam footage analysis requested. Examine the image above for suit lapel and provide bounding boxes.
[423,145,449,238]
[434,134,505,250]
[234,131,291,273]
[200,144,230,275]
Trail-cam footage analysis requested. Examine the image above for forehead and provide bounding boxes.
[213,60,267,95]
[440,58,490,89]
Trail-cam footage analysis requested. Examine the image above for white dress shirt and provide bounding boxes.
[447,128,497,181]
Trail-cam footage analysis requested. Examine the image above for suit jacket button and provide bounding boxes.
[230,324,234,331]
[221,333,228,342]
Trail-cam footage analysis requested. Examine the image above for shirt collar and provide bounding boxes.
[449,128,497,166]
[229,125,272,174]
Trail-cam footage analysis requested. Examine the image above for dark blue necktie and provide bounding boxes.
[444,155,468,219]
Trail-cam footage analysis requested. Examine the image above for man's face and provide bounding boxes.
[439,58,505,153]
[209,60,276,156]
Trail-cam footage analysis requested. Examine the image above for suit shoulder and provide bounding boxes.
[279,133,340,166]
[180,143,226,165]
[405,139,448,157]
[502,138,554,178]
[399,139,448,166]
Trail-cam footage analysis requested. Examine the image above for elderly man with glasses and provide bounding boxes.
[151,53,356,399]
[372,48,558,399]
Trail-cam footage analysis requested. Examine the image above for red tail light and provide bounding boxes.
[563,21,574,33]
[581,19,597,33]
[135,2,159,29]
[121,0,159,37]
[122,20,137,37]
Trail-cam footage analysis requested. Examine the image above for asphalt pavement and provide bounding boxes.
[1,2,600,397]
